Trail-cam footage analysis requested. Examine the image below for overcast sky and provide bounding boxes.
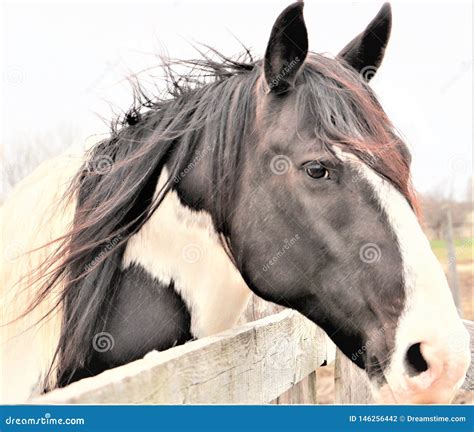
[2,0,472,199]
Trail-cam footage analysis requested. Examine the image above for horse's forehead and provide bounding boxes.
[258,98,295,129]
[261,125,323,157]
[259,97,319,148]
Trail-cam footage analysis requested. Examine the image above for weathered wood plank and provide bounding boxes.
[276,371,318,404]
[335,320,474,403]
[33,309,327,404]
[241,295,320,404]
[334,349,373,404]
[241,295,328,404]
[240,294,285,323]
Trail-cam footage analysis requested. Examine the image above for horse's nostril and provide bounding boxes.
[405,343,429,376]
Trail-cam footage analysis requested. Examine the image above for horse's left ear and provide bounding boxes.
[264,1,308,94]
[337,3,392,81]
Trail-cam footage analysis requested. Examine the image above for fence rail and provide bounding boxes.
[33,310,327,404]
[33,312,473,405]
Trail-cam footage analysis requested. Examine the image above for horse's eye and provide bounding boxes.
[304,162,329,179]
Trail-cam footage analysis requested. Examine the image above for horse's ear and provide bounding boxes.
[264,1,308,94]
[337,2,392,81]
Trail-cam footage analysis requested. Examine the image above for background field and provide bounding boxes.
[431,238,473,320]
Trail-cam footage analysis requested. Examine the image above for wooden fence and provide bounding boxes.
[34,309,327,404]
[33,299,473,405]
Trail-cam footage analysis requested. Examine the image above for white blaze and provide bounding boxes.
[338,148,470,402]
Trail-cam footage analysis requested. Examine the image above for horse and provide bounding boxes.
[1,2,470,404]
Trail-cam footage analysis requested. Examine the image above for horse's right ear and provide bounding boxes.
[264,1,308,94]
[337,3,392,81]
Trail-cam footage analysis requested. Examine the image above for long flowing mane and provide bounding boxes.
[17,48,417,388]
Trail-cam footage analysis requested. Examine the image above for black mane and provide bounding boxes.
[26,48,413,389]
[49,50,260,386]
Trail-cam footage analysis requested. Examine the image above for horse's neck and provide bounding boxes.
[122,167,251,338]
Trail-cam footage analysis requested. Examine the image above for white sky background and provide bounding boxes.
[2,0,472,199]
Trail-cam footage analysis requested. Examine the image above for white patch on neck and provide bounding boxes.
[335,147,470,402]
[122,169,251,338]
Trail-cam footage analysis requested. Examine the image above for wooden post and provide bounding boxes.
[335,350,373,404]
[242,295,320,404]
[444,206,461,314]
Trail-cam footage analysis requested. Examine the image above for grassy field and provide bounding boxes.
[431,237,472,403]
[430,237,473,321]
[430,238,473,265]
